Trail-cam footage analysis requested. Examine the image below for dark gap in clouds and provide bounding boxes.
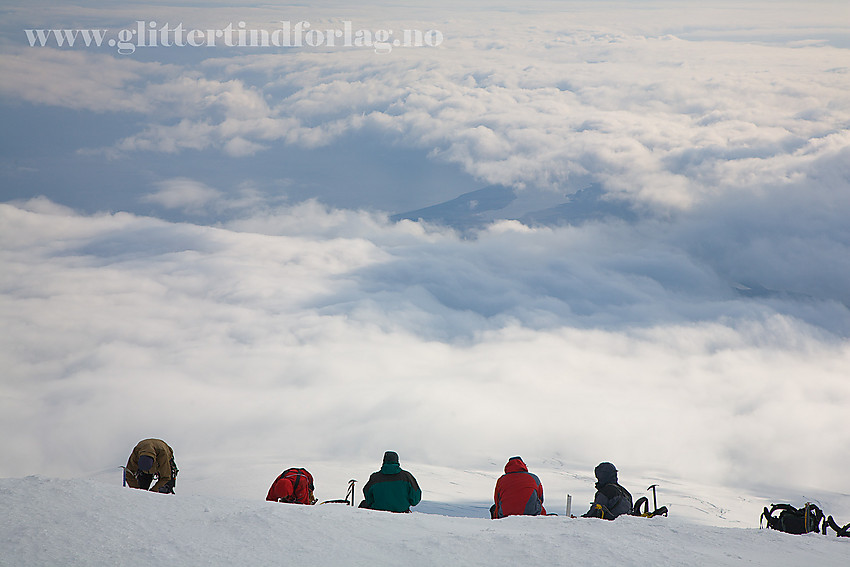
[0,103,156,211]
[678,192,850,303]
[269,131,480,212]
[0,102,481,220]
[0,103,141,161]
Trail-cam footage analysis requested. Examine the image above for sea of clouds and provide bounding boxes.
[1,1,848,504]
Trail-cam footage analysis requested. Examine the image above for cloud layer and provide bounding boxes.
[3,2,849,212]
[1,1,849,508]
[1,198,848,497]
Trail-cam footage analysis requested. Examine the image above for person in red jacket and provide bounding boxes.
[491,456,546,518]
[266,468,317,504]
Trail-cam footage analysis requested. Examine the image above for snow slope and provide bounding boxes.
[1,476,847,567]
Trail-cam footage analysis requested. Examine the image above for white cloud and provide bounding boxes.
[222,136,267,157]
[141,177,223,213]
[199,29,846,211]
[0,48,162,112]
[1,200,848,496]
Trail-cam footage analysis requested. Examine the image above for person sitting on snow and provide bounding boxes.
[582,461,633,520]
[491,456,547,519]
[359,451,421,513]
[266,468,317,504]
[124,438,178,494]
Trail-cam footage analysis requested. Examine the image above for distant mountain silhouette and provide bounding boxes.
[731,282,813,301]
[391,183,636,229]
[518,184,637,226]
[390,185,516,229]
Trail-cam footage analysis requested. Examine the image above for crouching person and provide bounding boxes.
[266,468,317,504]
[582,462,632,520]
[124,438,178,494]
[491,456,546,519]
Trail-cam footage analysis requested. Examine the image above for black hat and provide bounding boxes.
[383,451,399,464]
[594,462,618,484]
[138,455,154,472]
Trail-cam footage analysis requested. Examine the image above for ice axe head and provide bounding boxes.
[647,484,659,509]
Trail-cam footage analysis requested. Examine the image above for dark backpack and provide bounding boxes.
[583,483,633,520]
[761,503,825,535]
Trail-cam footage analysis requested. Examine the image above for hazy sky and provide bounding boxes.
[1,1,849,505]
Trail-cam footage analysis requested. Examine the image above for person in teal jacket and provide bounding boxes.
[359,451,421,513]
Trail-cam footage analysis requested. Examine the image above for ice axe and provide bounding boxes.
[346,479,356,506]
[646,484,668,517]
[320,479,357,505]
[648,484,659,511]
[119,466,130,487]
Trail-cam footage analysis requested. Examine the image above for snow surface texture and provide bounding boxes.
[1,476,847,567]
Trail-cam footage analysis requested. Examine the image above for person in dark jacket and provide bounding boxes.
[582,462,632,519]
[359,451,421,513]
[491,456,546,519]
[124,438,178,494]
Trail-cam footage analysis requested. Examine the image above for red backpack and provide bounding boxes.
[267,468,316,504]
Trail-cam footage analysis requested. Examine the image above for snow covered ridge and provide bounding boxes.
[2,477,847,567]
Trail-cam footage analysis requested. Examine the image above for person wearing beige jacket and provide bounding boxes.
[124,438,178,494]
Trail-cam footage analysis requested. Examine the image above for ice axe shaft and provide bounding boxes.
[347,479,356,506]
[648,484,659,511]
